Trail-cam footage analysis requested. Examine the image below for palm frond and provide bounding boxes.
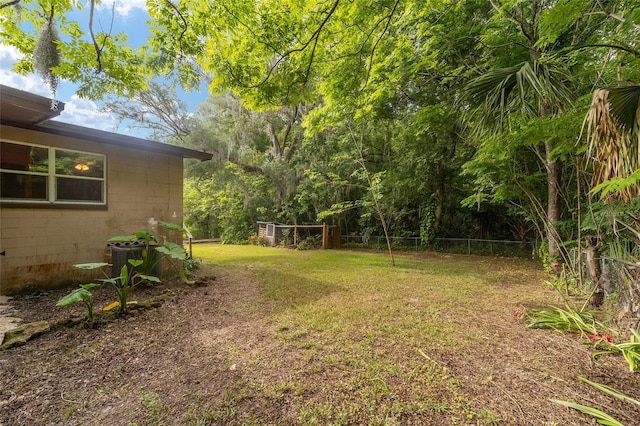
[585,86,640,202]
[466,63,522,111]
[466,60,573,130]
[609,86,640,131]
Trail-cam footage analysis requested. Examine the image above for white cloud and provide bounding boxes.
[96,0,147,18]
[2,35,153,139]
[0,45,50,96]
[1,44,132,136]
[53,95,117,132]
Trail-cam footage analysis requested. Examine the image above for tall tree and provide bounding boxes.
[464,0,619,260]
[102,81,195,143]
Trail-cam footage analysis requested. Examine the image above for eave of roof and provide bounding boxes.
[0,84,212,161]
[2,119,212,161]
[0,85,65,124]
[39,120,213,161]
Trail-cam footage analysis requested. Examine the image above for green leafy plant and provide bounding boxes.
[577,376,640,406]
[551,400,622,425]
[544,265,582,298]
[56,283,100,325]
[99,259,160,314]
[593,329,640,372]
[108,230,162,278]
[526,304,608,336]
[74,261,159,315]
[155,241,192,283]
[297,235,322,251]
[108,221,191,281]
[552,376,640,425]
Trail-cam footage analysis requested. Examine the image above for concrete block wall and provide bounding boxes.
[0,125,185,294]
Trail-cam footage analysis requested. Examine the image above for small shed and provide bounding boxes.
[257,222,340,249]
[0,85,212,294]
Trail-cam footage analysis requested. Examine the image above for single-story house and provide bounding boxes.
[0,85,212,295]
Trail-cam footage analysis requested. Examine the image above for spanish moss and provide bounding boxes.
[33,14,60,96]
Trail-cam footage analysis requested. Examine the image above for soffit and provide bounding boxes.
[0,85,64,125]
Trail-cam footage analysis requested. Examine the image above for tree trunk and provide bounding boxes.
[585,236,604,307]
[545,141,561,260]
[266,122,283,158]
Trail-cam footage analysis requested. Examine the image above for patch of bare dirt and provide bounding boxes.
[1,256,639,425]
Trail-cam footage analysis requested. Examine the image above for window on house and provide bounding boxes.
[0,141,106,205]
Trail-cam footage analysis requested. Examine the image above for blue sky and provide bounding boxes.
[1,0,207,139]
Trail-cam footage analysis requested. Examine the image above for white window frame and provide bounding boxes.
[0,140,107,206]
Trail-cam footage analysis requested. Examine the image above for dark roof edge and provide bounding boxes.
[4,120,212,161]
[0,85,66,124]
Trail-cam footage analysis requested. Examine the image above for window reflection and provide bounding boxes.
[1,141,106,205]
[55,150,104,178]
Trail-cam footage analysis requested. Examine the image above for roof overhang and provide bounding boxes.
[0,85,65,125]
[37,120,213,161]
[0,84,212,161]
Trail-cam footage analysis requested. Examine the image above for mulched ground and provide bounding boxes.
[1,253,639,425]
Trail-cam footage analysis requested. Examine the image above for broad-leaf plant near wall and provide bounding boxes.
[108,221,191,282]
[56,222,192,321]
[73,261,160,315]
[55,283,100,327]
[56,260,159,322]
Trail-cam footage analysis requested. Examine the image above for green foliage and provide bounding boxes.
[155,241,187,261]
[551,376,640,426]
[99,259,161,315]
[538,0,594,48]
[64,224,187,317]
[593,329,640,372]
[1,1,149,98]
[591,169,640,200]
[183,160,273,243]
[526,305,608,335]
[56,283,100,325]
[108,223,191,281]
[578,376,640,406]
[7,1,640,294]
[296,235,322,251]
[550,399,623,425]
[419,197,438,245]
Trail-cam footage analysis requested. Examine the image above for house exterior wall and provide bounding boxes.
[0,125,185,294]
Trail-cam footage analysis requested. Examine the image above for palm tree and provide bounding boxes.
[585,85,640,202]
[466,59,574,260]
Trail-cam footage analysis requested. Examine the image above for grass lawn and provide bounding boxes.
[2,244,639,425]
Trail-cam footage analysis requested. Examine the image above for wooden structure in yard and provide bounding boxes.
[257,222,341,249]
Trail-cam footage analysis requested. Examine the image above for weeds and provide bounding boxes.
[593,329,640,372]
[141,392,163,425]
[552,376,640,426]
[526,304,608,336]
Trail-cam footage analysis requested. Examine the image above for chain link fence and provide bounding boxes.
[566,249,640,328]
[341,235,537,258]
